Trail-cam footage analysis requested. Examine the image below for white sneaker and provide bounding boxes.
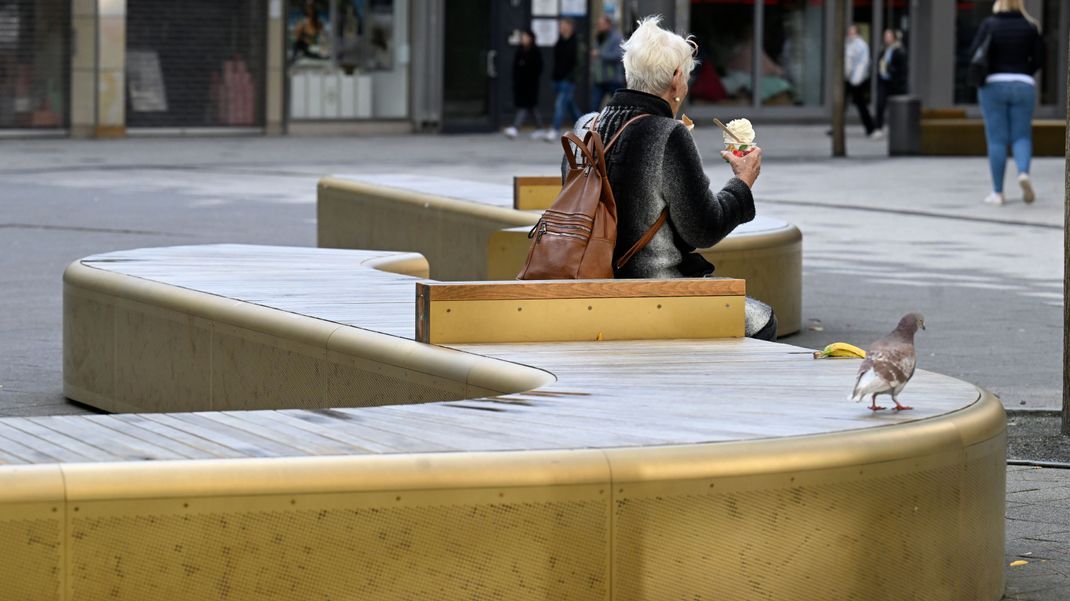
[503,126,518,139]
[1018,173,1035,204]
[529,129,545,140]
[868,130,885,140]
[983,192,1006,205]
[542,128,562,143]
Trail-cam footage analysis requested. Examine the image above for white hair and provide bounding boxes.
[621,15,697,96]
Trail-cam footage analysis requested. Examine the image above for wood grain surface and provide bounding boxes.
[2,244,982,466]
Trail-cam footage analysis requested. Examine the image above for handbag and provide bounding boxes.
[967,29,992,87]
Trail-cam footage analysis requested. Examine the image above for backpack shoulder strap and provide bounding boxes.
[603,113,651,153]
[616,207,668,270]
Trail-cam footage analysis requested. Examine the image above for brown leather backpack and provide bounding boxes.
[517,114,668,280]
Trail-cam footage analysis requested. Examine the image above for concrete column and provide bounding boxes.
[69,0,125,138]
[95,0,125,137]
[69,0,97,138]
[1063,35,1069,435]
[265,0,285,135]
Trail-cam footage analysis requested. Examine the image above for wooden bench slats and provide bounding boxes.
[0,419,116,459]
[17,417,144,462]
[418,278,745,301]
[213,411,371,456]
[173,413,319,457]
[0,422,65,464]
[281,409,459,453]
[140,413,288,458]
[39,415,192,461]
[0,420,95,463]
[84,415,211,460]
[270,410,402,454]
[110,413,250,459]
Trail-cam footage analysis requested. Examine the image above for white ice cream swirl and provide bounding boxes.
[723,118,756,145]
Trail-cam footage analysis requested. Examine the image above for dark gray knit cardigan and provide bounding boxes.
[564,89,755,278]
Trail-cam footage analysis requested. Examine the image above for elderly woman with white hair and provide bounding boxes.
[570,16,775,340]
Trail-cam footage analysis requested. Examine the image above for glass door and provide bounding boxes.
[442,0,501,132]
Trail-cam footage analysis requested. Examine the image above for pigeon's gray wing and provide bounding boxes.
[870,347,915,391]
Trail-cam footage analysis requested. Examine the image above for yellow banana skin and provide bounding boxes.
[813,342,867,359]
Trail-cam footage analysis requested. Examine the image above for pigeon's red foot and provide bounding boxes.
[868,404,886,411]
[893,403,913,411]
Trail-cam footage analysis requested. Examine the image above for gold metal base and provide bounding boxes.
[42,245,1007,601]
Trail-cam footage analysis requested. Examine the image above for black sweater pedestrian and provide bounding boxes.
[969,11,1044,77]
[552,34,579,83]
[512,44,542,108]
[564,89,755,278]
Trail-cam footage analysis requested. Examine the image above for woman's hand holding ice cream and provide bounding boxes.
[721,146,762,189]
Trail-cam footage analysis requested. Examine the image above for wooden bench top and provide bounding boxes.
[324,173,797,237]
[24,244,983,466]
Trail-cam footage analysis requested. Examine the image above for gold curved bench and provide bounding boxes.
[317,174,803,334]
[1,244,1005,600]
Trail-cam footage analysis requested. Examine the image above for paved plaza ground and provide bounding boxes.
[0,125,1067,599]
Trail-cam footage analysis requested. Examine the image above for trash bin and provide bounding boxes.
[887,95,921,156]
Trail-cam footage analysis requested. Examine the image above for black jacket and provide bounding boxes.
[969,12,1045,77]
[512,45,542,108]
[564,89,755,278]
[880,44,908,95]
[552,34,579,82]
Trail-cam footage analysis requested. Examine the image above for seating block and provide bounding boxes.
[416,278,745,344]
[513,176,561,210]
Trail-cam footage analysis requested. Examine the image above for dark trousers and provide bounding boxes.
[875,79,906,130]
[590,82,622,112]
[845,79,875,135]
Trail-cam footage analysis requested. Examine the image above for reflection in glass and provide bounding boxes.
[688,1,753,105]
[1040,0,1061,105]
[954,0,995,105]
[0,0,69,128]
[763,0,825,106]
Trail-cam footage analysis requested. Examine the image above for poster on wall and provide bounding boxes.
[126,50,168,112]
[532,0,557,17]
[560,0,586,17]
[532,18,558,47]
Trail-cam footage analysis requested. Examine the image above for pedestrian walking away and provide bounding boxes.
[504,28,544,140]
[590,15,625,112]
[874,29,907,132]
[970,0,1045,206]
[844,25,876,138]
[549,18,582,141]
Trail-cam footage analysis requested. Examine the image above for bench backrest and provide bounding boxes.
[416,278,745,344]
[513,176,563,210]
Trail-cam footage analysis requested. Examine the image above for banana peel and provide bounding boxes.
[813,342,866,359]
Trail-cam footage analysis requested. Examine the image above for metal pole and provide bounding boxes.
[1063,33,1070,436]
[831,0,847,157]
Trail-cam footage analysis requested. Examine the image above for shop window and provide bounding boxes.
[688,1,754,106]
[762,0,825,106]
[288,0,408,120]
[0,0,69,128]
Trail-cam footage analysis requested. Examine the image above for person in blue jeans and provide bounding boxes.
[969,0,1045,205]
[547,18,582,141]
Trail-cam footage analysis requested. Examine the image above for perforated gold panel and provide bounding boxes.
[325,361,466,407]
[612,441,1005,601]
[211,326,326,410]
[63,289,115,403]
[115,305,212,413]
[68,495,608,600]
[0,517,62,600]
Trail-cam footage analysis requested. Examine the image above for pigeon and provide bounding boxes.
[850,313,926,411]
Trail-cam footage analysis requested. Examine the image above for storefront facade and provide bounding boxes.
[4,0,1066,136]
[0,0,70,133]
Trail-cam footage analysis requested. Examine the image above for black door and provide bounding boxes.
[442,0,503,132]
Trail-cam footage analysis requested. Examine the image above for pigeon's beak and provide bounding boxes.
[920,322,926,331]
